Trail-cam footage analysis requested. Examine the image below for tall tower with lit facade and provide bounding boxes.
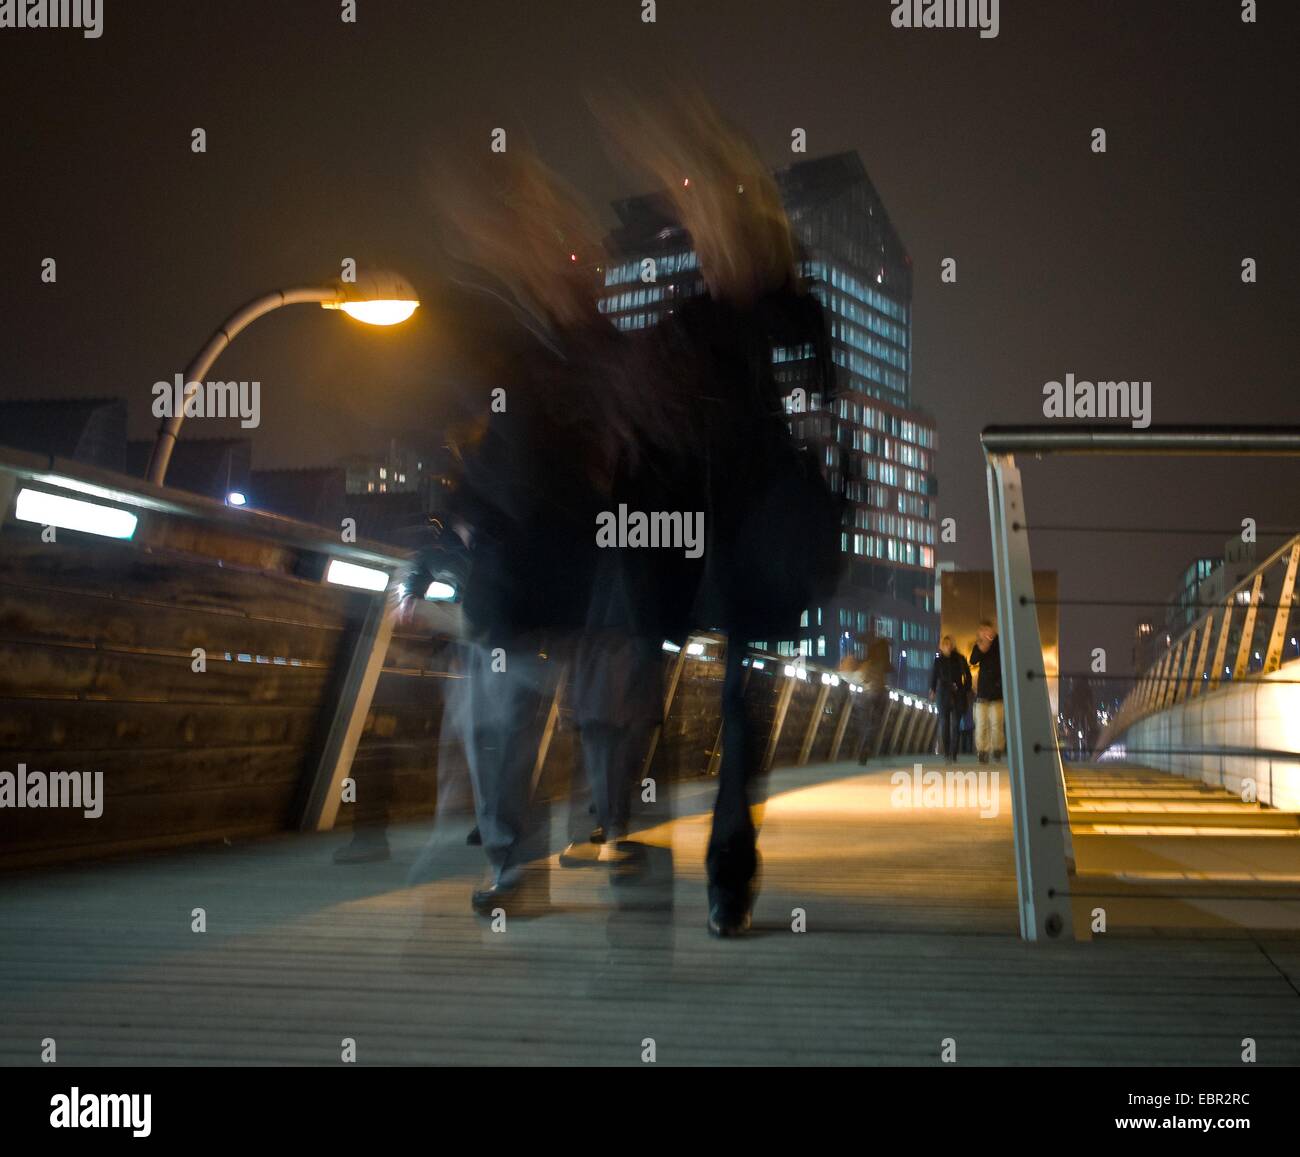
[599,152,938,692]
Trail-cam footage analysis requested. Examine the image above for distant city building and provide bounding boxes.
[339,439,453,506]
[1168,556,1221,633]
[1129,542,1263,685]
[0,397,127,471]
[1132,618,1158,675]
[1157,542,1258,645]
[1059,675,1123,760]
[126,437,251,503]
[600,152,938,690]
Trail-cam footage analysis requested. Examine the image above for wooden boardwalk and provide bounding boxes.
[1,758,1298,1066]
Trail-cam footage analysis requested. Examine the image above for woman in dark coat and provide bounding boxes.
[606,94,845,934]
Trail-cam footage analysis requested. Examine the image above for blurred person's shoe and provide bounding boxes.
[471,868,550,917]
[707,898,753,937]
[993,749,1005,761]
[706,855,761,937]
[598,837,633,864]
[559,840,602,867]
[466,826,482,846]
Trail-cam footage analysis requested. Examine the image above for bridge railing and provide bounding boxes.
[1099,532,1300,809]
[981,424,1300,942]
[0,446,937,868]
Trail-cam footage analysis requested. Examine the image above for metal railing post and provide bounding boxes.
[798,681,831,765]
[300,594,398,832]
[1262,543,1299,674]
[828,684,855,762]
[986,452,1075,942]
[1231,573,1264,679]
[762,671,797,772]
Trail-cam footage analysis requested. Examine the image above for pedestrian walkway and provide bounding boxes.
[1,758,1297,1065]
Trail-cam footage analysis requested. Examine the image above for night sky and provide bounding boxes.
[0,0,1295,679]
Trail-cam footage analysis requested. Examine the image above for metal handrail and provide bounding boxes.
[1110,532,1300,737]
[0,442,413,572]
[982,424,1300,456]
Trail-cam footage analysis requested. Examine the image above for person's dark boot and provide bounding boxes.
[471,868,550,918]
[707,896,752,937]
[706,855,762,938]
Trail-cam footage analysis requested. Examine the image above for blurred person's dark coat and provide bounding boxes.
[635,279,842,926]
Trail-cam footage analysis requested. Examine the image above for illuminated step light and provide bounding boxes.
[821,673,832,685]
[830,675,840,687]
[325,559,389,592]
[783,664,797,677]
[751,660,765,670]
[424,580,457,601]
[686,642,705,656]
[15,488,137,540]
[226,491,248,507]
[662,641,682,653]
[796,668,808,681]
[888,691,900,701]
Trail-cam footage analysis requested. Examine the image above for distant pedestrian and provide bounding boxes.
[928,635,971,762]
[968,620,1005,763]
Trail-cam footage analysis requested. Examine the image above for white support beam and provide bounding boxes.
[1262,543,1299,675]
[986,453,1075,942]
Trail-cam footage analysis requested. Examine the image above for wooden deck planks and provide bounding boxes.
[1,758,1297,1066]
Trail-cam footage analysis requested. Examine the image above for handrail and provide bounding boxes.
[981,424,1300,456]
[1109,532,1300,739]
[0,442,413,572]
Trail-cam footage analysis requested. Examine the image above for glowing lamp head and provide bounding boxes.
[322,270,419,327]
[227,491,248,507]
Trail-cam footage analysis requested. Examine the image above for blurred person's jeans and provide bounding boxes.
[706,641,762,904]
[974,699,1004,756]
[936,698,962,760]
[463,636,558,885]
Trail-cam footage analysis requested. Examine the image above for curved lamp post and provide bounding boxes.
[146,270,419,486]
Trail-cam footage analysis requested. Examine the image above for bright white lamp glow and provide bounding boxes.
[325,559,389,591]
[227,491,247,507]
[424,580,456,601]
[686,642,705,656]
[337,299,419,326]
[15,488,137,539]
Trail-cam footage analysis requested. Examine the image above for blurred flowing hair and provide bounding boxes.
[591,88,797,304]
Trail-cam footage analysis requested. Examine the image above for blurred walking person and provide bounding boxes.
[432,154,623,914]
[599,93,844,936]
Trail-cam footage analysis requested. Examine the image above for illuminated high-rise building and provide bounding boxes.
[599,152,938,690]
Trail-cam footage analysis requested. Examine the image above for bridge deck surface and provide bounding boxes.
[1,758,1298,1066]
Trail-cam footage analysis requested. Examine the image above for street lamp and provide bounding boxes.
[146,270,419,485]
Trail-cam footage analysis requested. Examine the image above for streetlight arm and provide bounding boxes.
[146,286,339,486]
